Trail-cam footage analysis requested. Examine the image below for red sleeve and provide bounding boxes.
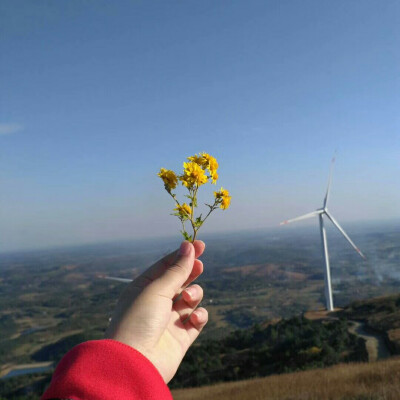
[41,339,173,400]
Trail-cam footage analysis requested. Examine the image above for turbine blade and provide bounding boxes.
[97,274,132,283]
[323,153,336,208]
[325,212,366,259]
[280,210,321,225]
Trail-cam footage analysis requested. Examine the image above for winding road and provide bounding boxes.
[304,310,392,362]
[348,320,391,362]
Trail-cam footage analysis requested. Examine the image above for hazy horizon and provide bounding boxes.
[1,216,398,255]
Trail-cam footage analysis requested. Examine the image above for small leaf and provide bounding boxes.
[181,231,193,241]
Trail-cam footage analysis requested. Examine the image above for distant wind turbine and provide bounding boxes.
[280,156,366,312]
[97,274,133,283]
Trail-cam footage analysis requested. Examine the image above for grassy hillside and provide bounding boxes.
[172,357,400,400]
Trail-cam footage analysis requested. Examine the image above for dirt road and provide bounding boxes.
[348,320,391,362]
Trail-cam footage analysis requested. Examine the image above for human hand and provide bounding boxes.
[105,240,208,383]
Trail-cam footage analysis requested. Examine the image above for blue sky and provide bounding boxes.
[1,0,399,252]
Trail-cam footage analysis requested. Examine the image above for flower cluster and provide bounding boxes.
[158,152,231,242]
[214,187,231,210]
[158,168,178,190]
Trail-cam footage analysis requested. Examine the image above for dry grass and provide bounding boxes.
[172,357,400,400]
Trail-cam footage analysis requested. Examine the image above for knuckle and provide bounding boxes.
[168,261,188,276]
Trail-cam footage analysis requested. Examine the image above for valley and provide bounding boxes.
[0,222,399,399]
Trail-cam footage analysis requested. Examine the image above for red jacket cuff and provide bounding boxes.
[41,339,173,400]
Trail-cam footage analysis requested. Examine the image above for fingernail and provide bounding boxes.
[178,241,192,256]
[194,309,204,319]
[185,287,195,298]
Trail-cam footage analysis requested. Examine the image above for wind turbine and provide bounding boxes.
[97,274,133,283]
[280,156,366,312]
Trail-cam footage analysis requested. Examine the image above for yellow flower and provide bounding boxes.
[221,195,231,210]
[202,153,218,173]
[211,171,218,184]
[180,161,208,187]
[214,187,231,209]
[214,187,229,199]
[174,203,192,217]
[187,154,206,167]
[209,156,219,172]
[158,168,178,190]
[202,153,219,184]
[187,153,219,184]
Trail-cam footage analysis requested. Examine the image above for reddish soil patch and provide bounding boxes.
[304,309,343,321]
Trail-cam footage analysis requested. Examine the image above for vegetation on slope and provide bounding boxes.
[171,315,367,388]
[0,374,51,400]
[31,331,102,363]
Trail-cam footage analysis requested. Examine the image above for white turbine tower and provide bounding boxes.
[280,156,366,312]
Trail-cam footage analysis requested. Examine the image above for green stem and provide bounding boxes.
[167,190,190,241]
[189,186,199,242]
[180,219,187,236]
[201,199,219,225]
[168,191,180,206]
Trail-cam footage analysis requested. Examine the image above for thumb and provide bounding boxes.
[153,241,195,299]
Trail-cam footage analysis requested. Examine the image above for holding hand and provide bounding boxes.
[105,240,208,383]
